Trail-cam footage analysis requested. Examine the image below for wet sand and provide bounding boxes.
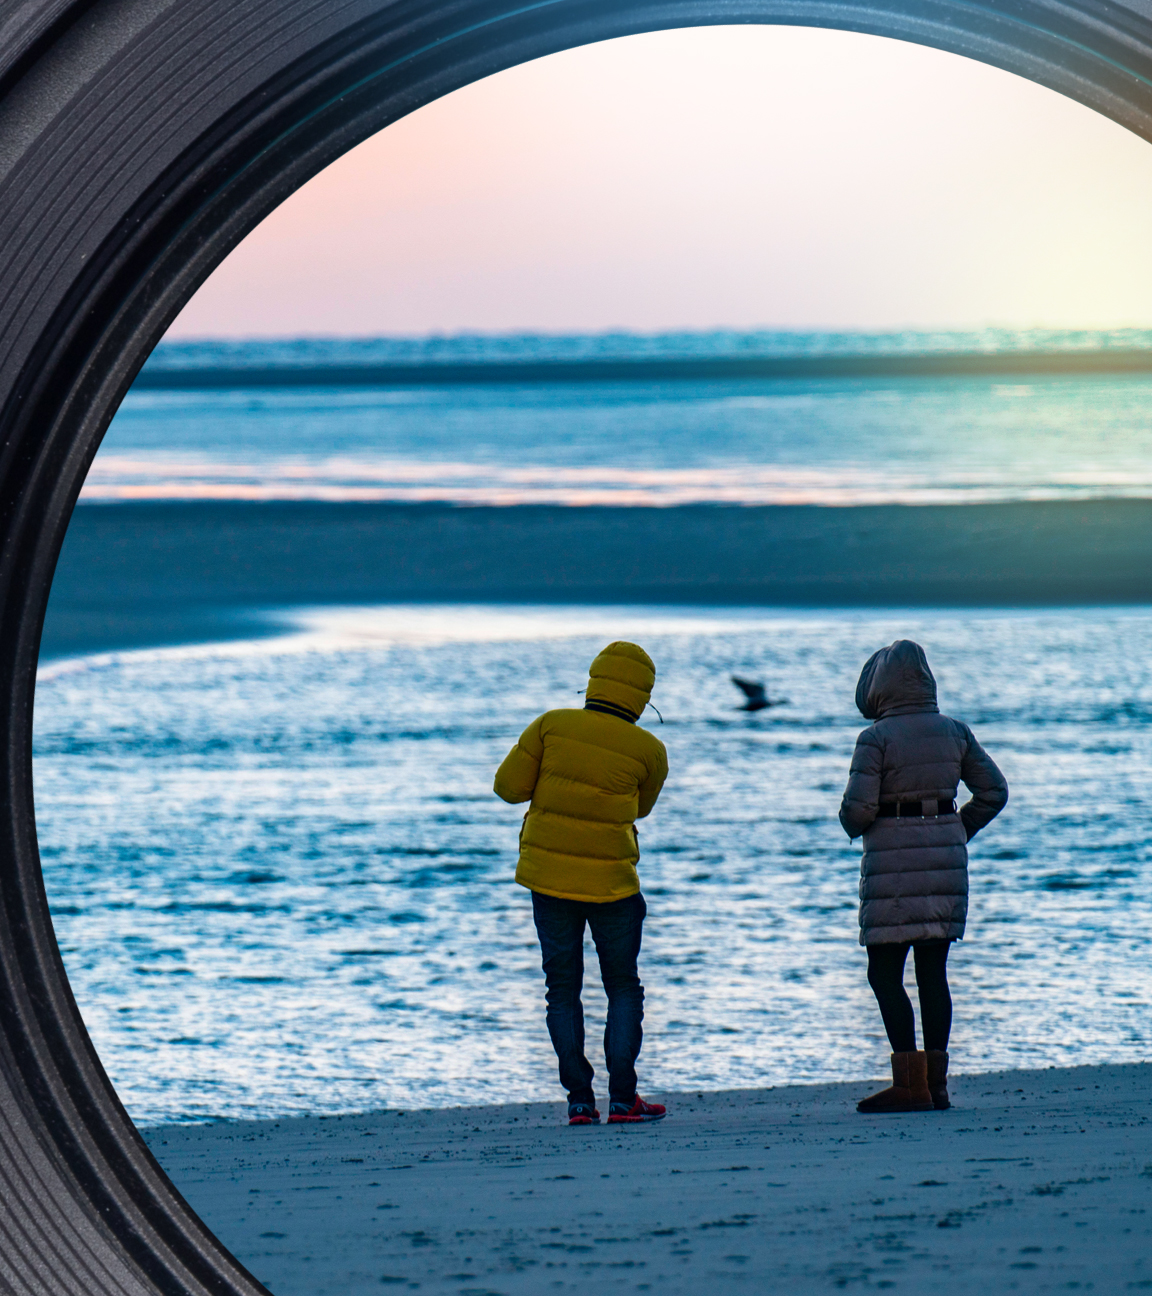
[42,499,1152,658]
[146,1062,1152,1294]
[131,346,1152,388]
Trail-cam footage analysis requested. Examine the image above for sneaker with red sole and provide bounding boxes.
[567,1102,600,1125]
[607,1096,666,1123]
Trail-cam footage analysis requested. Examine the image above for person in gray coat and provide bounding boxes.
[840,639,1008,1113]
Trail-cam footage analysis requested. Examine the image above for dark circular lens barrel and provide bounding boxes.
[0,1,1149,1292]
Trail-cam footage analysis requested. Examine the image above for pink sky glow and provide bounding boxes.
[167,26,1152,338]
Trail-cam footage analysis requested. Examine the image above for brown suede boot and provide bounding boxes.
[926,1050,950,1110]
[856,1051,934,1113]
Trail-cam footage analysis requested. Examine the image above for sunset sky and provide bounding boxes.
[168,25,1152,338]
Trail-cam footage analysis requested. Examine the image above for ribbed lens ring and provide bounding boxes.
[0,1,1149,1292]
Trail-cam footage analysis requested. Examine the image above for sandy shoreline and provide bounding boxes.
[145,1062,1151,1294]
[41,499,1152,658]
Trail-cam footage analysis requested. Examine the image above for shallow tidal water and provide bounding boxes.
[99,329,1152,505]
[33,604,1152,1125]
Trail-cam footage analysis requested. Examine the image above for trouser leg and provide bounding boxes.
[532,891,595,1104]
[866,942,916,1053]
[912,940,952,1052]
[588,892,646,1105]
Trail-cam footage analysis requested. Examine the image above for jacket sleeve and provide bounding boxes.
[493,717,545,804]
[839,730,882,839]
[636,741,669,819]
[958,725,1008,842]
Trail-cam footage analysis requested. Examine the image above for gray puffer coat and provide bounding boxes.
[839,640,1008,946]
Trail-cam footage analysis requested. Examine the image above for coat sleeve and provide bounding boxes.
[636,741,669,819]
[839,730,882,839]
[493,716,545,804]
[958,725,1008,842]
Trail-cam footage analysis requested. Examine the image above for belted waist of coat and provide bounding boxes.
[876,798,958,818]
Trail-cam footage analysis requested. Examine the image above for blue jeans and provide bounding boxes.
[531,890,646,1106]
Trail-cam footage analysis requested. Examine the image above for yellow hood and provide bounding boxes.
[585,641,655,720]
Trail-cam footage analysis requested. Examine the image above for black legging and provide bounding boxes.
[866,940,952,1053]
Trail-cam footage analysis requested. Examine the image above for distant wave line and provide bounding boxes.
[77,484,1152,507]
[130,349,1152,390]
[81,455,1152,489]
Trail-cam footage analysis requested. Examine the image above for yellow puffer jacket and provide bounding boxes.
[494,642,669,903]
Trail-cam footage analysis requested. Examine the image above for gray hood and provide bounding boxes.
[855,640,939,720]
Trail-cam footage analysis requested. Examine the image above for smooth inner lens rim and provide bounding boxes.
[1,2,1151,1293]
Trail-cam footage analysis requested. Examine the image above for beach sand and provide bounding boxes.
[146,1062,1151,1294]
[43,500,1152,658]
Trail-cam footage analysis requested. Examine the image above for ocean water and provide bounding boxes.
[140,326,1152,369]
[34,604,1152,1125]
[89,329,1152,506]
[38,329,1152,1122]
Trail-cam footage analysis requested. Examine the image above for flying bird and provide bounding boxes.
[731,676,787,712]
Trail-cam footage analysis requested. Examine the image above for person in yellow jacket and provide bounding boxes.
[494,641,669,1126]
